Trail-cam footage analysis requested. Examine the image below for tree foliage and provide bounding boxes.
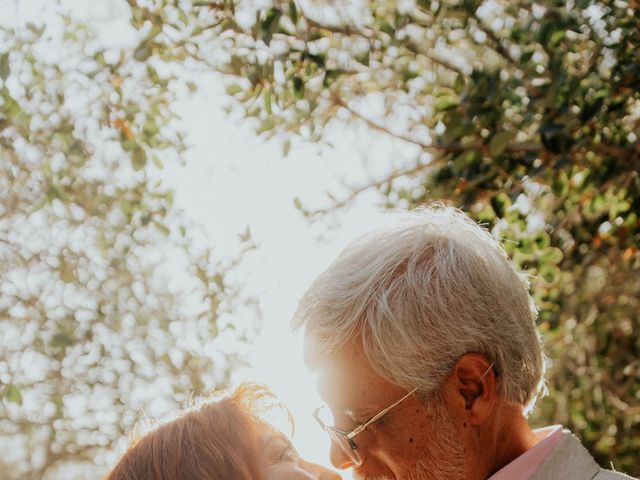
[0,9,256,479]
[126,0,639,474]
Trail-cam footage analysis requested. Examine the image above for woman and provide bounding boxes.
[105,383,339,480]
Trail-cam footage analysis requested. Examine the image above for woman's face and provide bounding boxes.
[261,426,341,480]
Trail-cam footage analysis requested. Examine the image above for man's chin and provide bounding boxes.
[352,473,391,480]
[350,457,465,480]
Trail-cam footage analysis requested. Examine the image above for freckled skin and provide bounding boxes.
[315,347,539,480]
[317,348,460,479]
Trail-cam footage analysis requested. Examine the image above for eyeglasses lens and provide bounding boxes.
[327,428,362,466]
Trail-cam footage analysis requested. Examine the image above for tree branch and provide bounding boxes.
[471,15,521,70]
[332,96,438,152]
[309,161,433,217]
[332,95,544,156]
[293,4,466,77]
[590,142,640,170]
[404,40,467,76]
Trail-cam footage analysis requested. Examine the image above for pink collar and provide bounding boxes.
[488,425,565,480]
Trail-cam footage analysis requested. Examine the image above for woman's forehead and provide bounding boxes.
[258,424,290,448]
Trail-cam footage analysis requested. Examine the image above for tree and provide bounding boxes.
[0,8,256,479]
[126,0,639,474]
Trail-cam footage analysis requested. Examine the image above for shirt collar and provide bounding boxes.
[488,425,565,480]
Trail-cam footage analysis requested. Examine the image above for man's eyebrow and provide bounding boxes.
[343,404,379,421]
[316,380,378,419]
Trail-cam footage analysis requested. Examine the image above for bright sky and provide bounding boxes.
[166,78,410,475]
[0,1,419,477]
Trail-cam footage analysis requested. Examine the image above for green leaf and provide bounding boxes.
[288,0,298,24]
[355,51,370,67]
[534,231,550,249]
[256,118,275,134]
[154,220,171,236]
[489,130,515,157]
[94,51,107,66]
[490,193,511,217]
[293,76,304,99]
[143,119,159,138]
[433,87,456,97]
[520,50,534,62]
[0,53,9,81]
[178,8,189,25]
[517,238,534,255]
[323,69,343,87]
[540,247,564,265]
[147,65,160,83]
[121,138,137,152]
[134,44,153,62]
[226,84,243,96]
[549,30,565,47]
[379,21,394,37]
[4,385,22,405]
[50,333,75,349]
[552,171,569,196]
[443,112,472,143]
[196,266,208,284]
[476,204,496,222]
[59,264,76,283]
[453,74,465,94]
[260,8,282,45]
[539,264,560,284]
[26,22,46,36]
[2,89,22,116]
[132,147,147,171]
[434,95,459,112]
[264,88,272,114]
[610,200,631,219]
[283,138,291,157]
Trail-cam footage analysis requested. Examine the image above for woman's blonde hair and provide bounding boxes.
[105,383,284,480]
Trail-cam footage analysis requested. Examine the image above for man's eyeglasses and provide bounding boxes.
[312,387,418,467]
[312,361,496,467]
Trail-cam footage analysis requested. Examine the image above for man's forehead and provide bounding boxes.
[314,347,393,409]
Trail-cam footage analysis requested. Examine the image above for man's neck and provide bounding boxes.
[487,407,539,478]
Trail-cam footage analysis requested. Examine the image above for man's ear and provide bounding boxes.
[446,353,497,425]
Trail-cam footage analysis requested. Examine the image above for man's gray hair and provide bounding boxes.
[293,204,545,411]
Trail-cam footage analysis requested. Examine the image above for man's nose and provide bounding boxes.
[329,441,357,470]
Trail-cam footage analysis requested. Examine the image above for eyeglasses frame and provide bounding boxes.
[312,360,496,466]
[312,386,418,465]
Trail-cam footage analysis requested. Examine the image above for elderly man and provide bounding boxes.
[293,205,634,480]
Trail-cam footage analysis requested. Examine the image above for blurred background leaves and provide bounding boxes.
[134,0,637,474]
[0,6,257,478]
[1,0,638,477]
